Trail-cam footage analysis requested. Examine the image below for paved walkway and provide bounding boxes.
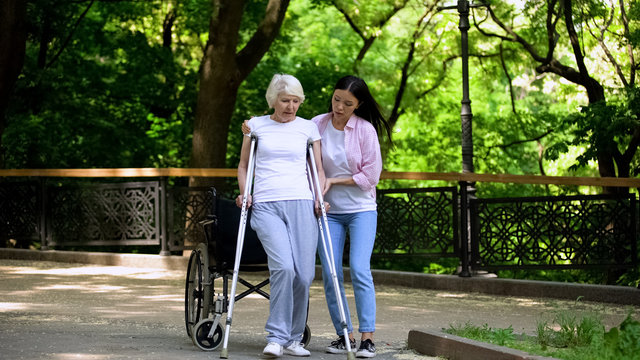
[0,256,638,360]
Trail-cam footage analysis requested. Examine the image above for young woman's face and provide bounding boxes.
[331,89,359,122]
[272,94,301,122]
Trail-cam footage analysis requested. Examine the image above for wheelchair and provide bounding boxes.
[184,188,311,351]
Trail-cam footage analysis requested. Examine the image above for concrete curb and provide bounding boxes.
[408,329,559,360]
[1,248,638,305]
[370,269,640,305]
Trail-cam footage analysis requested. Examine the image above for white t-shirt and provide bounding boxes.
[322,121,377,213]
[247,115,321,203]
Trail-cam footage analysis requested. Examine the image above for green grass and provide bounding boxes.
[445,310,640,360]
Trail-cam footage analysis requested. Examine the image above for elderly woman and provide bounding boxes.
[236,73,325,357]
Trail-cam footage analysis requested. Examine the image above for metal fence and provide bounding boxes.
[0,178,637,274]
[470,193,638,270]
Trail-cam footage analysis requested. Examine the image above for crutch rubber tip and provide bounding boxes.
[347,351,356,360]
[220,349,228,358]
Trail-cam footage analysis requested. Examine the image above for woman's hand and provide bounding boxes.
[323,176,356,195]
[323,178,334,195]
[236,194,252,208]
[314,200,330,217]
[241,120,251,135]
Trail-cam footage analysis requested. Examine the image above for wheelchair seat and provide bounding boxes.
[209,197,268,272]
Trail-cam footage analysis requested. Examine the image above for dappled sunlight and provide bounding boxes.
[435,292,469,298]
[139,294,183,302]
[51,353,112,359]
[0,302,29,311]
[387,306,434,314]
[511,298,545,307]
[36,284,126,292]
[5,264,178,280]
[95,307,161,317]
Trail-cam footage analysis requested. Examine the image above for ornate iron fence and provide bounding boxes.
[46,181,162,247]
[1,177,638,275]
[166,186,213,252]
[470,193,638,270]
[375,187,458,259]
[0,180,40,247]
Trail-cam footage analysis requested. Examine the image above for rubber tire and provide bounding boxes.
[192,319,224,351]
[184,250,203,338]
[195,242,212,318]
[301,324,311,348]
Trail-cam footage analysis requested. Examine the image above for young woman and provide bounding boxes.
[312,75,391,358]
[236,73,325,358]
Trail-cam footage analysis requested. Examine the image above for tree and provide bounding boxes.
[475,0,639,191]
[190,0,289,187]
[0,0,27,168]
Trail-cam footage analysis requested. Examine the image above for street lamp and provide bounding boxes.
[437,0,487,277]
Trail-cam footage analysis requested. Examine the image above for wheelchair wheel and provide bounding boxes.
[301,324,311,348]
[195,242,212,318]
[192,318,224,351]
[184,249,204,337]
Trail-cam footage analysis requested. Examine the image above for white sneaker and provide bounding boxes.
[263,342,283,357]
[284,342,310,357]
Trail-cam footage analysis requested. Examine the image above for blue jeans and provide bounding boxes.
[318,211,377,335]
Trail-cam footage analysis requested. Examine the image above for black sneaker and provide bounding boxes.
[326,336,356,354]
[356,339,376,358]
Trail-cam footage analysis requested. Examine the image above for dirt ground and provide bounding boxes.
[1,259,638,360]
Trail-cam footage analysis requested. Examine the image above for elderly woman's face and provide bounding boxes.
[272,94,301,123]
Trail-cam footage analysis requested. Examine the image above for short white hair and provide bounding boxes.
[265,74,305,108]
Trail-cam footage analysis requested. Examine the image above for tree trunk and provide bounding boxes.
[0,0,27,168]
[186,0,289,253]
[190,0,289,185]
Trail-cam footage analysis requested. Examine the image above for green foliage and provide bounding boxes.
[536,310,603,348]
[447,322,515,346]
[4,0,201,168]
[628,1,640,47]
[448,310,640,360]
[600,314,640,359]
[559,87,640,174]
[370,256,459,274]
[4,0,637,198]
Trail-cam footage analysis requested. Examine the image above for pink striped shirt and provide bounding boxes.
[311,112,383,199]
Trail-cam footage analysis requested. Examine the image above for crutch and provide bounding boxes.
[220,134,257,359]
[307,140,356,360]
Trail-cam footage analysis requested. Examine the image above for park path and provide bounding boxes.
[1,258,638,360]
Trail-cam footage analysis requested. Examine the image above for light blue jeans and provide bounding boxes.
[250,200,317,346]
[318,210,377,335]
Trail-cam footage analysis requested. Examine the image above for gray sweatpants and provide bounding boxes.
[250,200,318,346]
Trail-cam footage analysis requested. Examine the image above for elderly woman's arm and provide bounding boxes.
[311,139,331,214]
[236,135,253,208]
[311,140,325,189]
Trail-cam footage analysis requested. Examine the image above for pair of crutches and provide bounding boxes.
[220,135,354,360]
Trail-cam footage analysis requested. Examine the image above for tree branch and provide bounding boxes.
[332,0,408,71]
[389,4,434,128]
[585,4,628,87]
[482,6,546,62]
[487,128,554,150]
[45,0,95,69]
[499,42,517,115]
[619,0,635,86]
[236,0,290,79]
[544,0,561,63]
[562,0,589,77]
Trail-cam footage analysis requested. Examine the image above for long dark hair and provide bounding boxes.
[330,75,393,145]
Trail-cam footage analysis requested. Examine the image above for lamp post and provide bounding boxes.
[437,0,487,277]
